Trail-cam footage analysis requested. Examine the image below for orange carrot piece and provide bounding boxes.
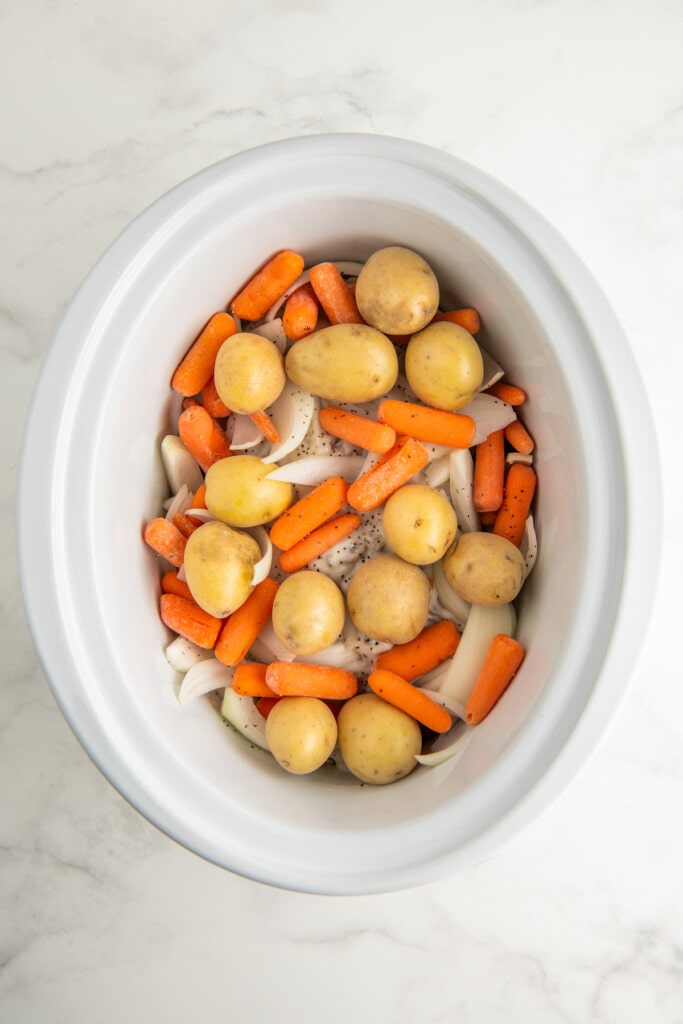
[231,250,305,322]
[492,462,537,547]
[479,510,498,526]
[278,513,361,573]
[378,399,476,449]
[190,483,207,509]
[347,436,430,512]
[171,312,237,397]
[465,634,525,724]
[283,282,319,340]
[255,696,282,719]
[249,409,280,445]
[269,476,349,551]
[202,376,231,418]
[178,404,232,473]
[215,578,279,667]
[432,308,481,334]
[368,669,452,734]
[172,512,200,538]
[308,262,364,325]
[232,662,279,698]
[160,570,194,601]
[473,428,505,513]
[320,405,397,454]
[375,620,460,682]
[143,517,187,568]
[486,381,527,406]
[504,418,535,455]
[159,593,222,649]
[265,662,358,700]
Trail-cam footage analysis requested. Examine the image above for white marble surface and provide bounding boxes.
[2,0,682,1020]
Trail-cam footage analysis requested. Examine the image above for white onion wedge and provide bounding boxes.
[416,719,473,767]
[449,449,480,533]
[432,558,471,628]
[181,507,215,522]
[230,414,263,450]
[460,393,516,445]
[425,453,451,488]
[265,453,365,486]
[262,381,317,464]
[520,515,538,578]
[437,602,517,706]
[249,622,296,662]
[507,452,534,466]
[165,636,214,673]
[250,317,287,352]
[246,526,273,585]
[178,658,234,705]
[220,687,270,751]
[164,483,192,521]
[478,346,505,390]
[161,435,204,493]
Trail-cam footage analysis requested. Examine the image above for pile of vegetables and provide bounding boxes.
[143,246,538,784]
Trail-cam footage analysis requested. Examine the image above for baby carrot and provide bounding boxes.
[255,696,282,719]
[231,250,305,322]
[432,308,481,334]
[249,409,280,445]
[347,436,430,512]
[492,462,537,547]
[190,483,207,509]
[378,399,476,449]
[465,634,525,724]
[269,476,349,551]
[178,404,232,473]
[309,262,364,325]
[320,405,397,454]
[283,282,319,340]
[159,593,222,649]
[479,510,498,526]
[171,312,237,397]
[143,517,187,568]
[278,513,361,573]
[265,662,358,700]
[486,381,527,406]
[368,669,452,734]
[160,570,194,602]
[473,428,505,513]
[232,662,279,699]
[375,620,460,681]
[172,511,200,538]
[215,578,279,667]
[202,376,231,419]
[504,418,535,455]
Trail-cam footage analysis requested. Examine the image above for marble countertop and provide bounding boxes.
[3,1,682,1021]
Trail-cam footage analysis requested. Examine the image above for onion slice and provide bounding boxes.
[220,687,270,751]
[437,602,517,706]
[432,558,471,629]
[250,317,287,352]
[416,719,473,767]
[520,515,537,577]
[449,449,480,533]
[230,414,264,450]
[178,658,234,705]
[478,346,505,390]
[165,636,215,673]
[262,381,317,464]
[265,453,365,485]
[246,526,273,586]
[161,435,204,494]
[164,483,192,521]
[459,393,516,446]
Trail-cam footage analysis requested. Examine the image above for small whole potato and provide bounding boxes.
[205,455,293,527]
[355,246,439,336]
[337,693,422,785]
[183,520,261,617]
[285,323,398,403]
[382,484,457,565]
[442,530,526,606]
[405,320,484,410]
[214,333,285,414]
[272,571,346,656]
[265,696,338,775]
[346,553,430,644]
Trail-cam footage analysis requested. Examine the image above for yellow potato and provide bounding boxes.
[405,320,484,410]
[337,693,421,785]
[265,697,338,775]
[183,520,261,618]
[442,531,526,606]
[205,455,293,527]
[272,571,346,655]
[346,553,430,644]
[285,323,398,403]
[382,484,457,565]
[354,246,439,336]
[213,333,285,414]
